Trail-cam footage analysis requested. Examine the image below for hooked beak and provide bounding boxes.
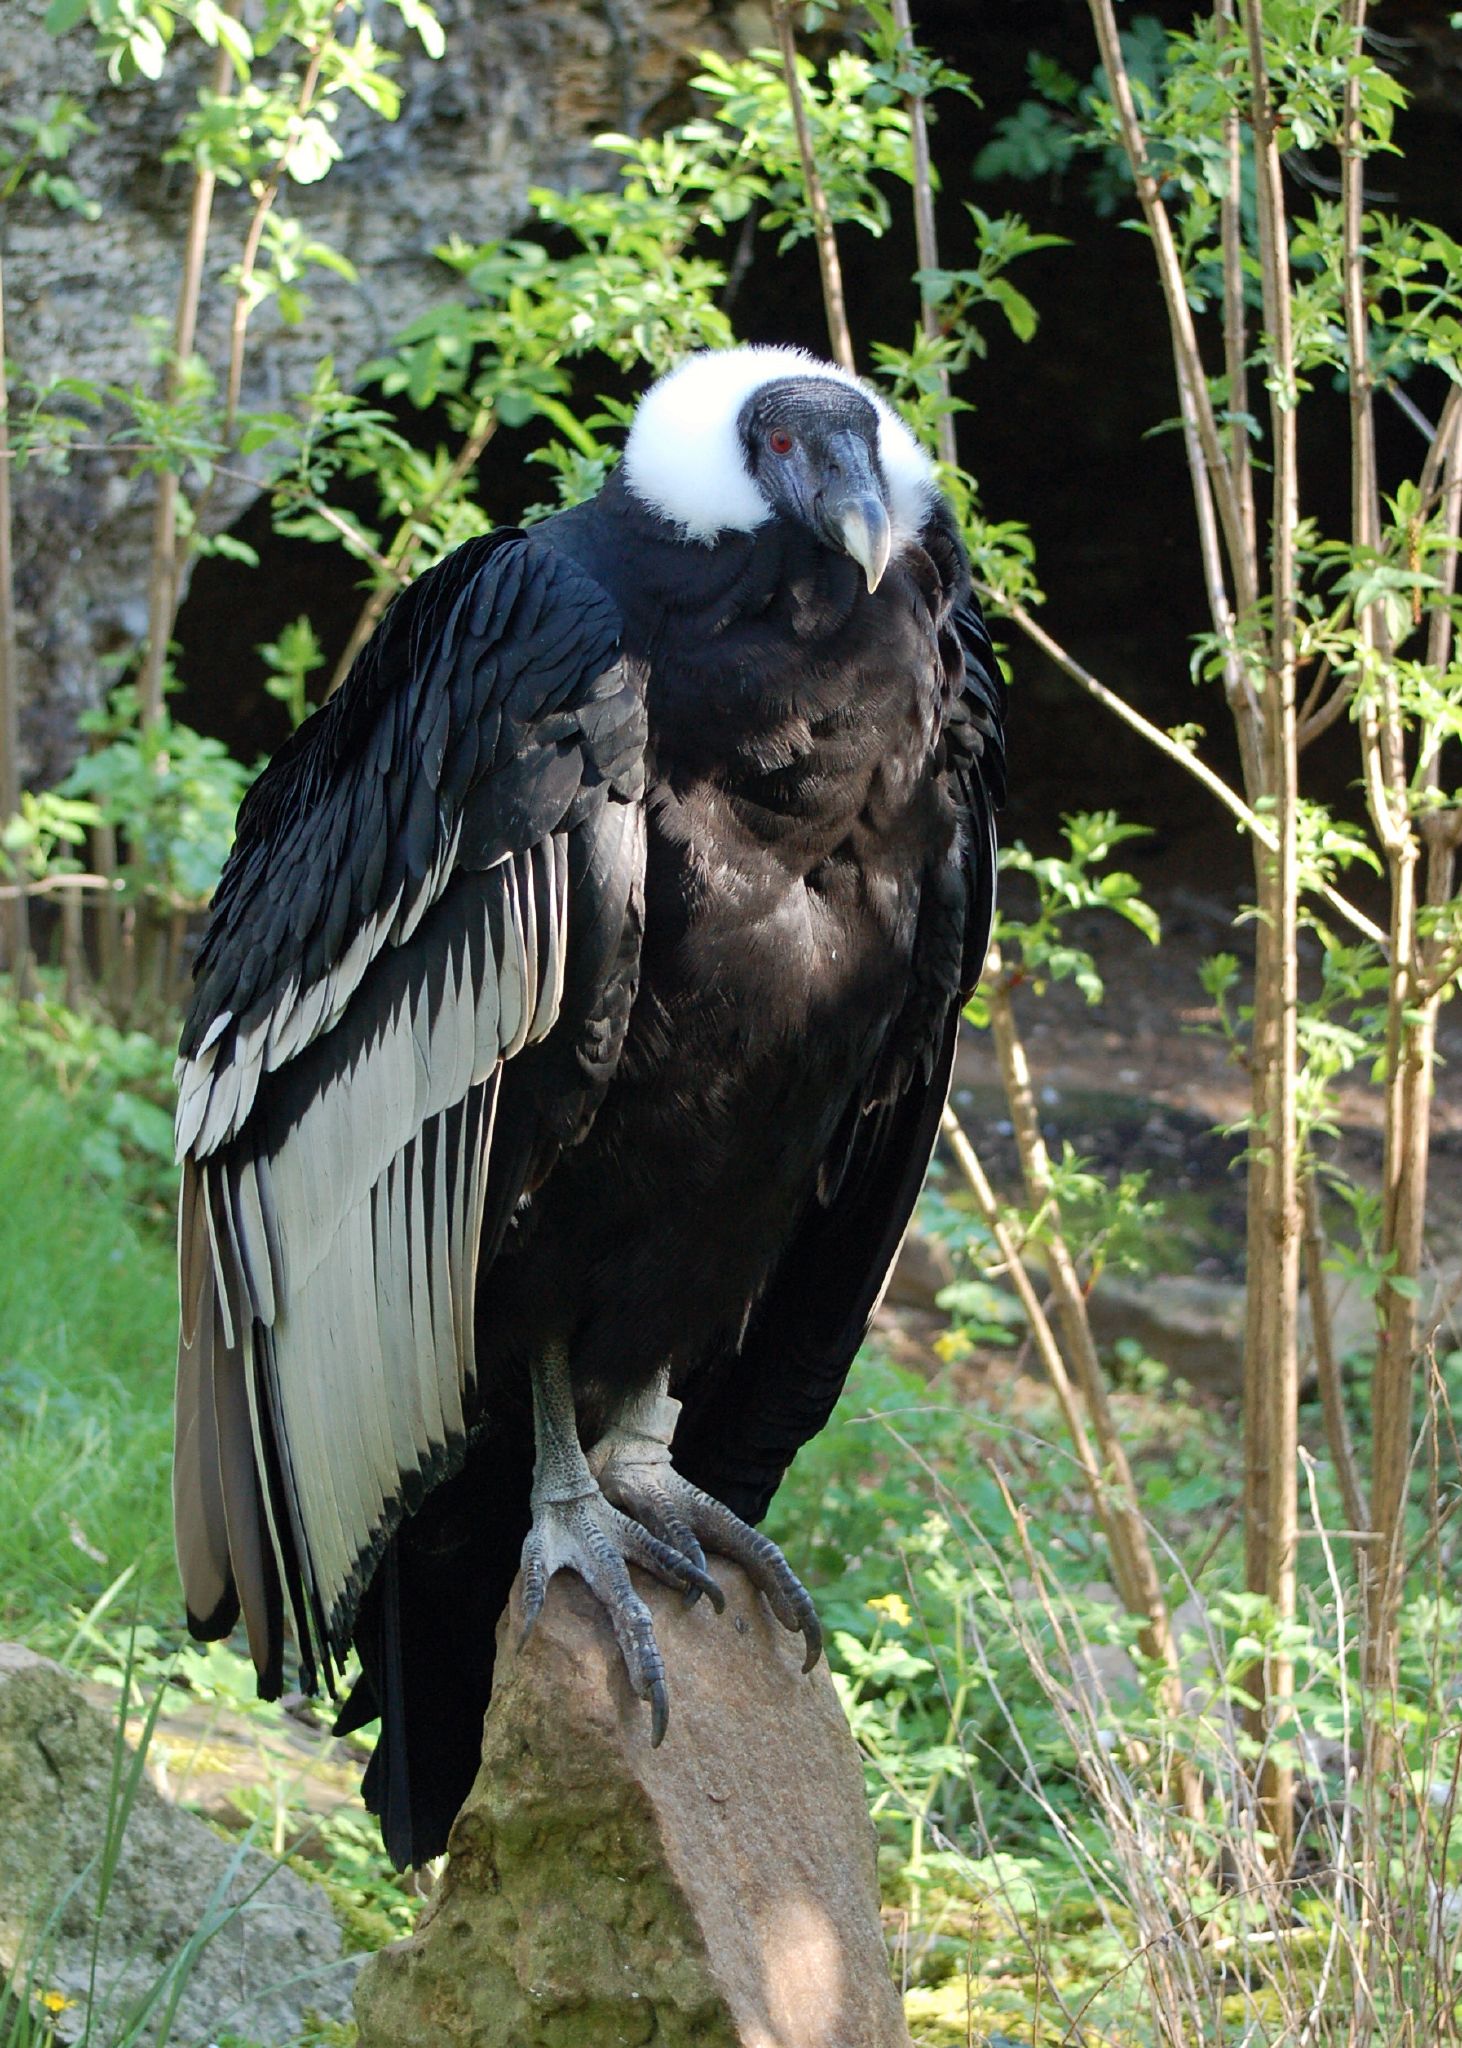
[834,496,893,593]
[817,430,893,593]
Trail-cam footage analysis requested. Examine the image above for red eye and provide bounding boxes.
[768,428,794,455]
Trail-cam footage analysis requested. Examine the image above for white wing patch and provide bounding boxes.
[176,836,572,1658]
[174,816,463,1162]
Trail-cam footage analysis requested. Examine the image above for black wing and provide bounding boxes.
[173,531,646,1691]
[674,535,1005,1523]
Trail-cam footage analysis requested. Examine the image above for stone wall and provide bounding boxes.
[2,0,729,785]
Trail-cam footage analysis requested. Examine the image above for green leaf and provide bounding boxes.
[283,117,340,186]
[126,18,168,81]
[209,533,259,567]
[42,0,89,34]
[389,0,445,59]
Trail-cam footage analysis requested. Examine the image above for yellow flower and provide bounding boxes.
[865,1592,911,1628]
[41,1991,75,2015]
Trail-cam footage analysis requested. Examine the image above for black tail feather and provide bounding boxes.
[342,1433,532,1868]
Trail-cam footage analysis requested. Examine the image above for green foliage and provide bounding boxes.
[1022,1145,1164,1282]
[259,616,326,730]
[62,690,255,911]
[915,206,1067,353]
[4,988,180,1214]
[986,810,1160,1009]
[0,790,101,885]
[0,1046,179,1650]
[691,44,913,247]
[0,94,99,217]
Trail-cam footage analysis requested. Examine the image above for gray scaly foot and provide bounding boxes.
[519,1349,719,1744]
[590,1378,823,1673]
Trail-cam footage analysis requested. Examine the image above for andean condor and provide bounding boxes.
[173,346,1007,1868]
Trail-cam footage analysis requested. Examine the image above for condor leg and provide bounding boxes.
[518,1346,719,1744]
[590,1368,823,1673]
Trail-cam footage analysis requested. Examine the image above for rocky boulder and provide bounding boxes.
[0,1643,353,2046]
[354,1563,912,2048]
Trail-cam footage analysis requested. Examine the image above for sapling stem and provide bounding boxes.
[1086,0,1251,614]
[890,0,956,469]
[0,247,33,997]
[1238,0,1303,1871]
[770,1,854,373]
[139,32,237,731]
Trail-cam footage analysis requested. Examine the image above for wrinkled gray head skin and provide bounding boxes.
[736,377,894,592]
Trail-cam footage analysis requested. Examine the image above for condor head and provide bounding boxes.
[736,379,893,593]
[620,346,936,590]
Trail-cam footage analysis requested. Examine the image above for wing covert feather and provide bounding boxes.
[174,534,647,1684]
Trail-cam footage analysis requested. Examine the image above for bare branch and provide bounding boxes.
[0,872,123,902]
[299,500,404,583]
[980,584,1389,951]
[890,0,955,467]
[1086,0,1253,613]
[771,1,855,372]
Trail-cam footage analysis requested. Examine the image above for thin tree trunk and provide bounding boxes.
[1242,0,1302,1868]
[137,35,235,728]
[0,248,33,996]
[1339,0,1432,1702]
[93,819,120,989]
[770,1,854,372]
[889,0,955,468]
[61,885,85,1009]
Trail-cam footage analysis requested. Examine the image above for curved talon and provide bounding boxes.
[522,1361,823,1758]
[593,1447,821,1671]
[600,1473,726,1615]
[517,1484,711,1739]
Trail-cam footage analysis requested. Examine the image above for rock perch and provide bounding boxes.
[353,1562,913,2048]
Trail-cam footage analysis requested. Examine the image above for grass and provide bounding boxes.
[771,1346,1462,2046]
[0,1046,179,1654]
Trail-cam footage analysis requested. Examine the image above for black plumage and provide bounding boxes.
[174,349,1005,1867]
